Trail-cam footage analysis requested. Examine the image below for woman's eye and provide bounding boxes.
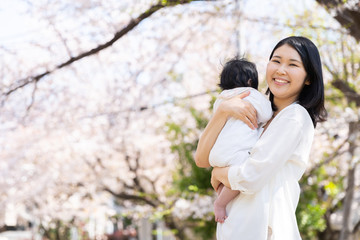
[271,60,280,63]
[289,64,298,67]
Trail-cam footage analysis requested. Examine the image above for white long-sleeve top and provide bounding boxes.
[217,103,314,240]
[209,87,272,167]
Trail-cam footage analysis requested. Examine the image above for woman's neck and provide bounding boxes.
[273,98,297,115]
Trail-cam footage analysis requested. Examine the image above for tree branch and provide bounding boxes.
[103,187,159,208]
[332,79,360,107]
[4,1,196,96]
[306,136,348,177]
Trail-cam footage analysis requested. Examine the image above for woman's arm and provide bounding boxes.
[194,91,257,168]
[194,109,228,168]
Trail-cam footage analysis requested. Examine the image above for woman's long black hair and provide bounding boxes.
[267,36,327,127]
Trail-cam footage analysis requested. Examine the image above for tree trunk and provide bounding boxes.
[339,121,358,240]
[339,167,355,240]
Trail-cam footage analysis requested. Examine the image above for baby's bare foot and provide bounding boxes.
[214,201,227,223]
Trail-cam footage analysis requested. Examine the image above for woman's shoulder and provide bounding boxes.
[277,103,313,128]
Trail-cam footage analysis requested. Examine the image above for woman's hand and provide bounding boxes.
[218,91,258,129]
[211,168,221,191]
[211,167,231,190]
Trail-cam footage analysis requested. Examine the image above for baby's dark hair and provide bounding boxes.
[219,57,258,90]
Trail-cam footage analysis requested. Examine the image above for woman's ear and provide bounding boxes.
[305,78,311,85]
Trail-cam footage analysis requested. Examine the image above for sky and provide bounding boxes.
[0,1,42,44]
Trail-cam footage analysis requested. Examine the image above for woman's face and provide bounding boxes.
[266,44,309,106]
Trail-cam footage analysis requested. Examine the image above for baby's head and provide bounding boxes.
[219,57,258,90]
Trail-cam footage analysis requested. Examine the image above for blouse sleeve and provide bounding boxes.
[227,113,304,194]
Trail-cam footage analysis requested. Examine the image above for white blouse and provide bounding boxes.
[216,103,314,240]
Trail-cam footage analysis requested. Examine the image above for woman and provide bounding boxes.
[195,36,327,240]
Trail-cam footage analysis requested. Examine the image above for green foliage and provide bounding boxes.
[297,203,327,239]
[152,208,174,222]
[39,220,74,240]
[324,181,340,197]
[325,85,346,107]
[189,216,217,239]
[169,136,212,193]
[166,106,213,194]
[166,104,216,239]
[297,163,344,239]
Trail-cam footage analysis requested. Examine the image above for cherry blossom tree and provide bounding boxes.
[2,0,359,239]
[0,0,242,239]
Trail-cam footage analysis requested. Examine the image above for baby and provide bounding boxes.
[209,57,272,223]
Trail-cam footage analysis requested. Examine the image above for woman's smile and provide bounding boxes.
[273,77,289,85]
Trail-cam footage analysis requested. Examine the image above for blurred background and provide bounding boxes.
[0,0,359,239]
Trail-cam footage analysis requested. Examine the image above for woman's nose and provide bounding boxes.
[276,65,286,75]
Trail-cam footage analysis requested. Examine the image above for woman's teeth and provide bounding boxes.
[274,78,288,83]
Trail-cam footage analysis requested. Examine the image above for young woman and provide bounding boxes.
[195,36,327,240]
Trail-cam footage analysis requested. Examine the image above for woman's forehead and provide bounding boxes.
[272,44,302,61]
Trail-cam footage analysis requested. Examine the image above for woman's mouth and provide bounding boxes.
[273,78,289,85]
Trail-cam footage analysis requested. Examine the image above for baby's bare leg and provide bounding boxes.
[216,183,224,195]
[214,186,240,223]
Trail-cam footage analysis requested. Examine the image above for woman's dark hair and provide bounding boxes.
[266,36,327,127]
[219,57,258,90]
